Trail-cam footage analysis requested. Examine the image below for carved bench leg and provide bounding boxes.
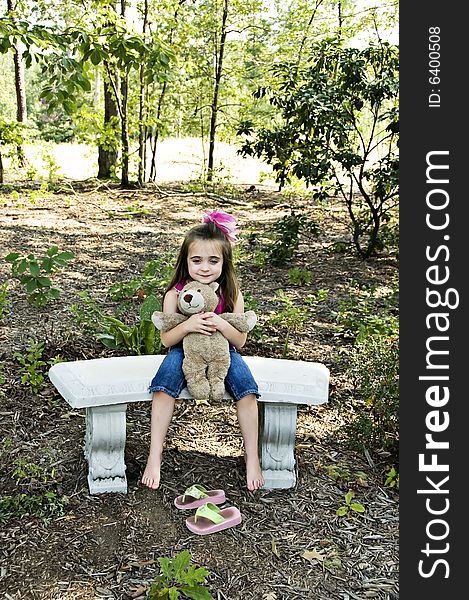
[260,402,298,489]
[84,404,128,494]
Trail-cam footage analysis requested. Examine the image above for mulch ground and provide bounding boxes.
[0,180,399,600]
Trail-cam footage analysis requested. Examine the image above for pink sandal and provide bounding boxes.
[185,502,241,535]
[174,484,226,510]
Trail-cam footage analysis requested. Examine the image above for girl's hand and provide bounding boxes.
[203,312,226,332]
[185,312,217,336]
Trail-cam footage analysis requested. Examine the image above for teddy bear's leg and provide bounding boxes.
[206,362,229,401]
[183,355,210,401]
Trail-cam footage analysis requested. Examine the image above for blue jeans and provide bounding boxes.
[148,346,260,401]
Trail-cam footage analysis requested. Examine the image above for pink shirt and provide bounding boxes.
[175,281,226,314]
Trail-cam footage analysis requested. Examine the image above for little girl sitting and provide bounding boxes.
[141,210,264,491]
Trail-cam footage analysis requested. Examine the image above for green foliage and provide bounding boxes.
[334,279,398,343]
[240,39,399,258]
[267,288,327,357]
[70,291,107,335]
[341,334,399,456]
[12,458,59,487]
[325,465,368,488]
[0,491,67,525]
[336,490,365,517]
[41,150,61,182]
[4,246,75,306]
[0,280,9,321]
[71,291,162,356]
[264,213,320,267]
[0,118,26,181]
[147,550,212,600]
[13,339,60,394]
[71,255,177,354]
[243,291,259,312]
[26,182,52,204]
[288,267,313,285]
[98,294,162,355]
[107,256,176,301]
[0,118,24,148]
[384,466,399,491]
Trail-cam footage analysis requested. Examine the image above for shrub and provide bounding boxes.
[334,279,398,342]
[341,334,399,457]
[0,491,67,525]
[71,291,162,355]
[266,288,328,357]
[264,213,320,266]
[4,246,75,307]
[147,550,212,599]
[14,339,61,394]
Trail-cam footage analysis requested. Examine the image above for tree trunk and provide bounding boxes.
[137,0,149,186]
[207,0,229,181]
[7,0,27,167]
[97,69,119,179]
[120,73,130,188]
[149,80,168,182]
[0,151,4,184]
[120,0,130,188]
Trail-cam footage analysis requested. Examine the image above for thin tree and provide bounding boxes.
[98,2,119,180]
[137,0,149,185]
[207,0,229,181]
[6,0,27,167]
[120,0,130,187]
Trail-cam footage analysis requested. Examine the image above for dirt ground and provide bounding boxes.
[0,180,399,600]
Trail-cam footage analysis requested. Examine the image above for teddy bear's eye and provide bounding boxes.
[197,288,201,292]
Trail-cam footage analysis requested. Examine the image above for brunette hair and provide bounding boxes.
[164,221,239,311]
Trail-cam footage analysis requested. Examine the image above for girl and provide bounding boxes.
[141,210,265,492]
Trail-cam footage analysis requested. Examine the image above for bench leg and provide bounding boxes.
[84,404,128,494]
[260,402,297,489]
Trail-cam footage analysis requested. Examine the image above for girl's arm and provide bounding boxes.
[206,292,248,350]
[160,288,217,348]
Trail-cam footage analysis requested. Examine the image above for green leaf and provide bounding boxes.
[37,276,52,287]
[350,503,365,513]
[90,48,102,66]
[336,506,347,517]
[56,251,75,261]
[25,279,38,293]
[41,257,53,272]
[17,259,28,274]
[180,585,213,600]
[47,246,59,257]
[4,252,19,262]
[29,262,40,277]
[48,288,61,298]
[140,294,160,321]
[158,556,174,580]
[96,334,117,349]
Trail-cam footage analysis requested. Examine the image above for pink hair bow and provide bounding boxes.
[202,210,239,243]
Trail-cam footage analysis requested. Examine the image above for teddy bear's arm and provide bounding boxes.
[219,310,257,332]
[151,311,188,332]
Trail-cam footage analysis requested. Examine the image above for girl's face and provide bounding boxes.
[187,239,223,284]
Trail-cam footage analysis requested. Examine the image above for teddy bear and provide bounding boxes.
[151,280,256,401]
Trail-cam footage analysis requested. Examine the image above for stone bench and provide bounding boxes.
[48,355,329,494]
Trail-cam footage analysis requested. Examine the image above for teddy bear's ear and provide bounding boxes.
[209,282,219,292]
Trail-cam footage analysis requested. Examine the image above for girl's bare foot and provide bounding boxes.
[141,452,162,489]
[246,455,265,491]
